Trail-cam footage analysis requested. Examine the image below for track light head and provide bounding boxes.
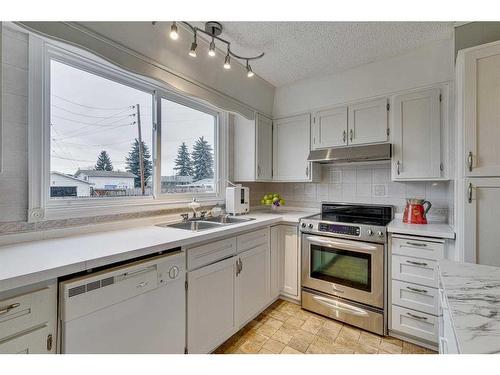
[208,38,216,57]
[224,54,231,69]
[170,22,179,40]
[246,62,254,78]
[189,42,197,57]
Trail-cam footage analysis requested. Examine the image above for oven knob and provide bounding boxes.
[301,223,306,228]
[308,224,314,229]
[367,229,373,236]
[377,231,384,237]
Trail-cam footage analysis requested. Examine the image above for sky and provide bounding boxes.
[50,60,215,177]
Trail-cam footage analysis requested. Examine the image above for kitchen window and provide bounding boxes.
[28,38,227,220]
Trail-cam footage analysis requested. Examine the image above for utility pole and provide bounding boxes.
[136,104,145,195]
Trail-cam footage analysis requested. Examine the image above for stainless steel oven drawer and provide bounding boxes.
[302,289,384,336]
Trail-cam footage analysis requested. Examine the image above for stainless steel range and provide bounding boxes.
[300,203,393,335]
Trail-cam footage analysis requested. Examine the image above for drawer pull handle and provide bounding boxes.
[406,286,428,294]
[406,260,428,267]
[0,302,20,315]
[407,312,428,321]
[47,334,53,351]
[406,242,427,247]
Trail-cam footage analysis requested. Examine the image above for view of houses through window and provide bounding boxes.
[49,59,216,199]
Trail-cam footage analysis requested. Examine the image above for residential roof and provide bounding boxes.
[50,171,93,184]
[75,169,137,178]
[161,175,194,183]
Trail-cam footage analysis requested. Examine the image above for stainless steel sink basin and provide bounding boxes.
[204,216,256,224]
[156,216,255,231]
[157,221,224,231]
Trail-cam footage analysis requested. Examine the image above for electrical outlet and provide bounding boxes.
[432,208,448,216]
[373,184,387,197]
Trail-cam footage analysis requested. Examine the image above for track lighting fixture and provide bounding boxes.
[246,61,254,78]
[224,53,231,69]
[169,22,179,40]
[208,38,216,57]
[160,21,264,79]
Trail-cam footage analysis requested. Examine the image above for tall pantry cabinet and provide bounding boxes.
[458,40,500,266]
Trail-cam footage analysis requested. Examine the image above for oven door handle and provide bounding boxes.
[312,295,369,317]
[306,236,379,252]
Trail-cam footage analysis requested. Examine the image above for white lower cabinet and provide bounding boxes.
[438,288,459,354]
[187,227,272,353]
[236,244,270,327]
[271,224,300,300]
[187,256,237,354]
[0,282,57,354]
[389,234,445,348]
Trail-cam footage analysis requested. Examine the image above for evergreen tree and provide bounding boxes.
[95,150,113,171]
[125,139,153,188]
[191,136,214,181]
[174,142,193,176]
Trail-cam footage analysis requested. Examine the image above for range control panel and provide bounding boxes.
[318,223,360,236]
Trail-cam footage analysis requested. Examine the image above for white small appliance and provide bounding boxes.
[225,186,249,215]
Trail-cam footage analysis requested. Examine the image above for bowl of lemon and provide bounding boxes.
[261,193,285,210]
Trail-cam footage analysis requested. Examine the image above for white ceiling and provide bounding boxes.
[194,22,455,87]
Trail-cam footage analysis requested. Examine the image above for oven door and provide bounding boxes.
[301,235,384,308]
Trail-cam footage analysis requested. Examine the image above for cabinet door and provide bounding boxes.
[312,106,348,149]
[348,98,388,145]
[464,178,500,265]
[281,226,300,299]
[273,114,312,181]
[0,324,53,354]
[392,88,442,180]
[464,43,500,177]
[187,256,236,353]
[232,114,257,181]
[236,243,270,327]
[256,114,273,181]
[270,226,282,300]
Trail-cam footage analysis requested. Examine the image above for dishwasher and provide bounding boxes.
[59,250,185,353]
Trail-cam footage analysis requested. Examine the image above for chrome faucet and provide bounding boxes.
[180,213,189,222]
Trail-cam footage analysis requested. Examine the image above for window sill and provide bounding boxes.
[41,195,224,221]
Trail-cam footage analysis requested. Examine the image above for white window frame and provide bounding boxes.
[28,35,228,221]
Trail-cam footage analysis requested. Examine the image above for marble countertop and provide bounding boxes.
[388,219,455,239]
[439,260,500,354]
[0,209,314,294]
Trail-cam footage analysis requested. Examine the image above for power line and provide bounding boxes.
[51,104,135,119]
[51,114,134,127]
[51,154,127,165]
[55,138,137,148]
[52,122,135,141]
[51,94,134,111]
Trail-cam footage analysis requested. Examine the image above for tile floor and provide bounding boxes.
[214,299,436,354]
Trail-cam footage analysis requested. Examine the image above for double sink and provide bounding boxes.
[157,215,255,231]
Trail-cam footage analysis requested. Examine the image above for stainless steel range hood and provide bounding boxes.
[307,143,391,164]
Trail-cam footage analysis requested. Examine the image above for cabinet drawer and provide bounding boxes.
[391,305,438,343]
[0,287,54,340]
[237,228,269,253]
[392,280,439,316]
[188,237,237,270]
[392,236,444,260]
[392,255,438,288]
[0,324,53,354]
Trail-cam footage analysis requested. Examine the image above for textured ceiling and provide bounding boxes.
[192,22,454,87]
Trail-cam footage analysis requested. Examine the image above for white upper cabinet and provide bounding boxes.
[348,98,389,145]
[256,114,273,180]
[392,87,442,180]
[232,113,273,182]
[273,114,318,181]
[463,43,500,177]
[312,105,348,149]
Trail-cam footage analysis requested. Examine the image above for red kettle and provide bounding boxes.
[403,199,432,224]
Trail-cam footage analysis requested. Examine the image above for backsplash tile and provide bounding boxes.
[243,162,451,221]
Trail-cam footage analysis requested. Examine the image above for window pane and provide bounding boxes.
[160,98,216,194]
[49,60,153,199]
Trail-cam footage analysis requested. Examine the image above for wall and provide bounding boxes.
[455,22,500,56]
[0,25,29,222]
[273,38,454,118]
[245,163,451,221]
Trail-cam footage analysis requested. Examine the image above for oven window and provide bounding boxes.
[310,244,371,292]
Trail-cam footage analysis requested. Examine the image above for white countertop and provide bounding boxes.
[387,219,455,239]
[0,210,313,294]
[439,260,500,354]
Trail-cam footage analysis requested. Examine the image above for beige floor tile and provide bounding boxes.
[379,341,403,354]
[316,326,340,341]
[337,325,362,341]
[271,329,293,345]
[352,342,379,354]
[268,309,292,322]
[402,341,429,353]
[301,317,325,334]
[279,323,300,337]
[239,340,263,354]
[244,332,269,346]
[293,329,316,344]
[285,316,306,328]
[258,348,274,354]
[256,323,279,338]
[359,331,382,348]
[265,317,284,330]
[287,336,311,353]
[263,338,286,354]
[281,346,303,354]
[381,336,403,347]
